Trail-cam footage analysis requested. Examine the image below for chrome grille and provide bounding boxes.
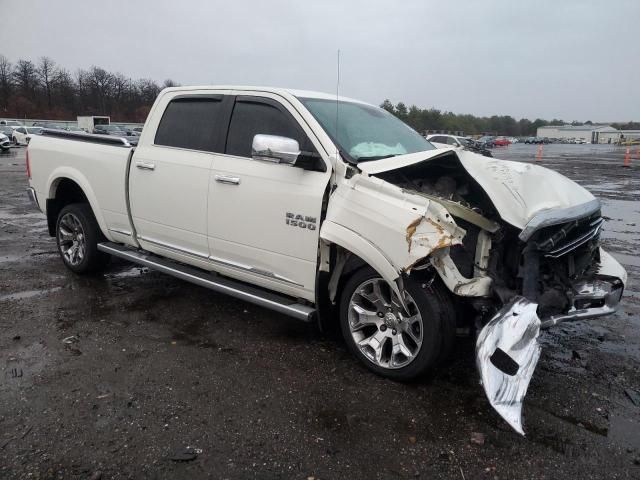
[537,212,603,258]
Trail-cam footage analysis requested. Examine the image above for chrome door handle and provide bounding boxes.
[136,162,155,170]
[215,175,240,185]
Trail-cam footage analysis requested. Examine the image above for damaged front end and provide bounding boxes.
[331,149,627,435]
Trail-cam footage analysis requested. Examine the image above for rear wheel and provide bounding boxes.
[56,203,109,274]
[339,267,449,381]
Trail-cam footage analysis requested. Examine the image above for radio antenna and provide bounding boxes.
[335,49,340,156]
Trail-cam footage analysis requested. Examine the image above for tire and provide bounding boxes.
[339,267,450,381]
[56,203,110,274]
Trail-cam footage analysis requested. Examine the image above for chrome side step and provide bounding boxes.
[98,242,315,322]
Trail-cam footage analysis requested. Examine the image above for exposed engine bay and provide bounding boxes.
[373,153,612,326]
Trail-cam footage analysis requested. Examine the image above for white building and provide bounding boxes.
[536,124,620,144]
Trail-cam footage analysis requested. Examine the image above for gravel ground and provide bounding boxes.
[1,143,639,479]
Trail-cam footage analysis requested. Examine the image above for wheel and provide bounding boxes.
[339,267,449,381]
[56,203,109,274]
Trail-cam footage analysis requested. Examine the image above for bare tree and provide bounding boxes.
[37,56,57,111]
[0,55,12,110]
[13,59,39,98]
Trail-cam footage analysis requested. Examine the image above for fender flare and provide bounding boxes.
[320,220,402,299]
[46,166,112,241]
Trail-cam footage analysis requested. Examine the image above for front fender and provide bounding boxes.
[324,174,465,273]
[320,220,402,298]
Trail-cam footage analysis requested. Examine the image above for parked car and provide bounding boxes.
[493,137,511,147]
[65,126,86,133]
[0,119,22,126]
[426,134,492,157]
[0,125,15,141]
[524,137,540,144]
[93,124,126,135]
[26,85,626,435]
[38,122,67,130]
[0,133,10,151]
[476,136,495,148]
[12,126,43,145]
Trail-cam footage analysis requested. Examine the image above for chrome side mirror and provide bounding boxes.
[252,134,300,165]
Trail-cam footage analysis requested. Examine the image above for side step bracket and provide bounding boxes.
[98,242,315,322]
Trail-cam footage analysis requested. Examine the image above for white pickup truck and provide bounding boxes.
[26,86,626,434]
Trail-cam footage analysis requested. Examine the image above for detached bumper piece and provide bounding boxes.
[477,248,626,435]
[476,298,541,435]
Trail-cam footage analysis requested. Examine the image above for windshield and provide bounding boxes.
[299,98,434,162]
[26,127,43,134]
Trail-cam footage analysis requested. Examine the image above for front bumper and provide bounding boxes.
[477,248,626,435]
[540,249,626,328]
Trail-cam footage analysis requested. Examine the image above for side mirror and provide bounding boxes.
[252,134,300,165]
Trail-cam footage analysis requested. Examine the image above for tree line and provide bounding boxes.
[0,55,178,123]
[380,100,597,137]
[1,54,635,134]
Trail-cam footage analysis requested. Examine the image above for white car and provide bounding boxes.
[26,85,626,435]
[0,133,10,151]
[426,134,469,149]
[12,126,44,145]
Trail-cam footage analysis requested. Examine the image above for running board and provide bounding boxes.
[98,242,315,322]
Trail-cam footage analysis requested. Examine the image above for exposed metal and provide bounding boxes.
[58,212,86,266]
[476,297,542,435]
[98,242,315,322]
[348,277,423,369]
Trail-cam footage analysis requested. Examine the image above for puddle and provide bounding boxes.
[105,266,149,279]
[0,287,63,302]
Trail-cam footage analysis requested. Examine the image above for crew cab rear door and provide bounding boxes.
[207,93,331,301]
[129,92,231,267]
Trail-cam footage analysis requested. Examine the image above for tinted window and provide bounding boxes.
[155,97,222,152]
[226,100,306,158]
[430,136,445,143]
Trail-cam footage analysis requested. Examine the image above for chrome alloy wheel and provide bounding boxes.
[347,278,424,369]
[58,213,86,266]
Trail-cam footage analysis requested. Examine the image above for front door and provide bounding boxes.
[207,94,331,301]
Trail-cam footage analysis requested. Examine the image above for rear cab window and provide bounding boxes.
[155,96,224,152]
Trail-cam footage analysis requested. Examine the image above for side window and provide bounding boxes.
[226,100,304,158]
[430,136,444,143]
[447,137,459,146]
[155,97,223,152]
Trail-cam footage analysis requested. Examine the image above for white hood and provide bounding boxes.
[358,148,597,231]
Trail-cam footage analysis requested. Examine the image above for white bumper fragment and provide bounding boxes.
[476,297,541,435]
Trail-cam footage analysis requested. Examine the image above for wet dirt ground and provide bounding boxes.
[1,144,639,479]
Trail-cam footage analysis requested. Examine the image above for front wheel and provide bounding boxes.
[56,203,110,274]
[339,268,449,381]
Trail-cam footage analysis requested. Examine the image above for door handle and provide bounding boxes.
[215,175,241,185]
[136,162,155,171]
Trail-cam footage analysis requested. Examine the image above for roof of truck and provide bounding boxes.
[160,85,371,105]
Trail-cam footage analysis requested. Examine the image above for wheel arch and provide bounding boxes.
[45,169,109,239]
[317,220,403,331]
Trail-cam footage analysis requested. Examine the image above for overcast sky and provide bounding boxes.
[1,0,638,121]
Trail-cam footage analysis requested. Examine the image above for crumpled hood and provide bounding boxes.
[358,148,596,231]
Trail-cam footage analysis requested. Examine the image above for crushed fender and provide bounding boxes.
[476,297,541,435]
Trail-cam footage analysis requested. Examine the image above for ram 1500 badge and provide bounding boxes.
[26,87,626,434]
